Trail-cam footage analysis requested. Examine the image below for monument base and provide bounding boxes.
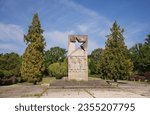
[68,71,88,81]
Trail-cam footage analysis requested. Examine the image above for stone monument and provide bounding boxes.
[68,35,88,81]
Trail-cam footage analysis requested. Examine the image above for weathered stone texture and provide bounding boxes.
[68,35,88,81]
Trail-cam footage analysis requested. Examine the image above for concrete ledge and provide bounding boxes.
[106,81,119,87]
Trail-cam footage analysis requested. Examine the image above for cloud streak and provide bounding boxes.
[0,23,25,54]
[0,23,23,42]
[44,30,74,50]
[124,23,148,48]
[0,43,18,52]
[43,0,112,53]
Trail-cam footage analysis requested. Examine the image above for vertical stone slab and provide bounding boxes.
[68,35,88,81]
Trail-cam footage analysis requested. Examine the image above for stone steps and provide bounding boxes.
[49,79,116,89]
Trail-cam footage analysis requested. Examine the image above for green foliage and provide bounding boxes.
[145,34,150,45]
[0,52,21,78]
[48,61,67,79]
[129,34,150,74]
[97,21,133,82]
[0,70,4,77]
[45,47,67,68]
[89,48,103,74]
[21,13,45,84]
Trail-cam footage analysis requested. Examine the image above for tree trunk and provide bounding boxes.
[114,78,117,82]
[34,81,37,85]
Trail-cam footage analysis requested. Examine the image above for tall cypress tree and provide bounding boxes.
[21,13,45,84]
[97,21,133,82]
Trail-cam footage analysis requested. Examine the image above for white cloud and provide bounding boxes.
[0,43,17,50]
[0,23,25,54]
[0,43,19,53]
[0,0,111,54]
[88,39,103,53]
[43,0,112,53]
[62,0,111,34]
[124,23,148,48]
[77,25,89,33]
[0,23,24,42]
[98,30,109,39]
[62,0,99,18]
[61,0,148,49]
[44,30,74,50]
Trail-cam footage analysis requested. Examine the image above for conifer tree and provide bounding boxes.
[97,21,133,82]
[21,13,45,84]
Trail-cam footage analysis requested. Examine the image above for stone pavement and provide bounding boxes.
[41,79,150,98]
[0,80,149,98]
[41,88,145,98]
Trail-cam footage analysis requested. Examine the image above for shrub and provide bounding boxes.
[129,75,146,81]
[0,52,21,83]
[144,72,150,81]
[0,76,17,86]
[48,62,67,79]
[3,71,13,77]
[0,70,4,78]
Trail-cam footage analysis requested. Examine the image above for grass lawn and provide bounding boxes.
[88,74,102,80]
[40,77,56,84]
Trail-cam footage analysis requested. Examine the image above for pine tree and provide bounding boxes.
[21,13,45,84]
[97,21,133,82]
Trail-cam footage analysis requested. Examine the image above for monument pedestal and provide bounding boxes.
[68,70,88,81]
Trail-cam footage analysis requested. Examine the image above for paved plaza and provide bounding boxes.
[0,79,150,98]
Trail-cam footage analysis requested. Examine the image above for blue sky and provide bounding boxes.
[0,0,150,54]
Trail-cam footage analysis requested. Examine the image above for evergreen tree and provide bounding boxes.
[21,13,45,84]
[97,21,133,82]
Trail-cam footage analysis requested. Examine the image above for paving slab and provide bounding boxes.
[0,80,150,98]
[42,89,92,98]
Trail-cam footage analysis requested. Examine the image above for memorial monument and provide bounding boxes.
[68,35,88,81]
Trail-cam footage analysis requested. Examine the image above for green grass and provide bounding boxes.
[21,86,49,98]
[40,77,56,84]
[21,93,41,98]
[88,74,102,80]
[21,89,44,98]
